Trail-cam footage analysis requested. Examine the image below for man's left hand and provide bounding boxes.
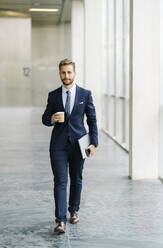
[86,144,96,157]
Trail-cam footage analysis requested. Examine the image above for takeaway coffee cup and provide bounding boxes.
[56,112,64,123]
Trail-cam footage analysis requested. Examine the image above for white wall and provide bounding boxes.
[84,0,103,129]
[159,0,163,178]
[160,0,163,106]
[71,0,84,87]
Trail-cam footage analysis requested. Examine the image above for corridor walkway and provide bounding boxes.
[0,107,163,248]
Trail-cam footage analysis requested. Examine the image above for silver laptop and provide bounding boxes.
[78,133,91,159]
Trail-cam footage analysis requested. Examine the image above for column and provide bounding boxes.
[129,0,160,179]
[84,0,104,128]
[71,0,84,86]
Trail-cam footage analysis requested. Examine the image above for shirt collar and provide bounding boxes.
[62,83,76,94]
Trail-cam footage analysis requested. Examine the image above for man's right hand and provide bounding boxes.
[51,113,61,123]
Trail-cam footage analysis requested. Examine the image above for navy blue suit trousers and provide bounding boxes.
[50,138,84,223]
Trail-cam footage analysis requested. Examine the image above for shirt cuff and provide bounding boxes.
[51,121,55,126]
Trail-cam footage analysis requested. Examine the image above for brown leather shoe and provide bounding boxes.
[69,211,79,224]
[54,221,66,233]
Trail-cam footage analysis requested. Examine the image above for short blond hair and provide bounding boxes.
[59,58,75,72]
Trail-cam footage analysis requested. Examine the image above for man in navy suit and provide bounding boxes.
[42,59,98,233]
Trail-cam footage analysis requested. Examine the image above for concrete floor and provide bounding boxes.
[0,107,163,248]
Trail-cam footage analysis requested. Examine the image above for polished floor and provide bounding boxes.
[0,107,163,248]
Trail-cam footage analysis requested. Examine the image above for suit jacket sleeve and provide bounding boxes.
[42,93,55,126]
[85,91,98,147]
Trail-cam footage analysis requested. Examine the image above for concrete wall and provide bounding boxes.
[0,17,71,107]
[0,17,32,106]
[32,21,71,106]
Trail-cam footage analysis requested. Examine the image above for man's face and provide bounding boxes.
[59,65,76,86]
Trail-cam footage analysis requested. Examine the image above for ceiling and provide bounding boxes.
[0,0,71,23]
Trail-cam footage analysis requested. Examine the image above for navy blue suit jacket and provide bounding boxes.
[42,85,98,151]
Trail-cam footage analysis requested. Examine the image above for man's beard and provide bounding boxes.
[62,78,74,86]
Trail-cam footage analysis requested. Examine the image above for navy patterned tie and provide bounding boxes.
[65,90,71,118]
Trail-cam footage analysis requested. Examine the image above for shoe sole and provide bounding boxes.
[58,229,66,234]
[69,219,79,224]
[54,229,66,234]
[54,228,66,234]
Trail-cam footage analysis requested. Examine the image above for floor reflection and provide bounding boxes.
[0,107,163,248]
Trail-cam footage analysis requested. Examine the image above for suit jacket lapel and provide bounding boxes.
[70,84,79,117]
[58,86,65,111]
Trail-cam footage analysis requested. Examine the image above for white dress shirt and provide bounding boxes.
[62,83,76,114]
